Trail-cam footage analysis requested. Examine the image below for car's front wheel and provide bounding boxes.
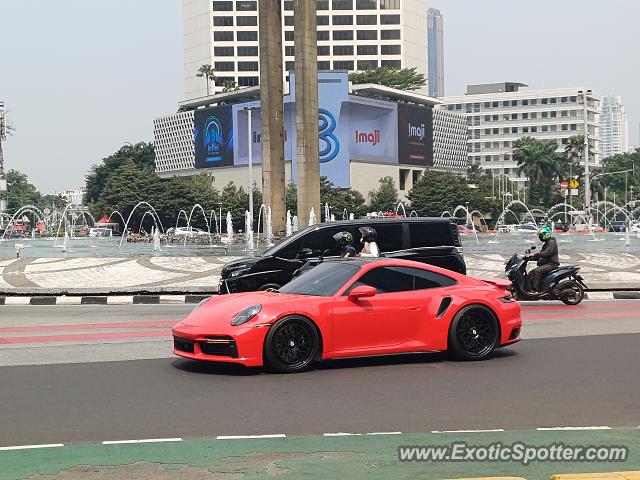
[448,305,499,360]
[264,316,320,373]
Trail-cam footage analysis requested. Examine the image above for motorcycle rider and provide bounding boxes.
[333,231,357,258]
[526,225,559,292]
[358,227,380,257]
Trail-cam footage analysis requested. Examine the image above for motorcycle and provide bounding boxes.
[504,246,587,305]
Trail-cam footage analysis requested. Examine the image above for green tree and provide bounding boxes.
[319,176,367,220]
[407,170,471,217]
[154,174,220,230]
[91,161,164,231]
[196,64,216,96]
[514,137,566,208]
[85,142,155,206]
[368,176,399,212]
[222,80,239,93]
[285,182,297,214]
[349,67,427,91]
[6,169,41,211]
[597,149,640,203]
[219,182,263,231]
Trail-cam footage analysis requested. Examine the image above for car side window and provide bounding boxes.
[410,267,457,289]
[346,266,456,294]
[353,223,403,254]
[347,267,414,294]
[409,223,452,248]
[302,227,352,257]
[276,238,304,259]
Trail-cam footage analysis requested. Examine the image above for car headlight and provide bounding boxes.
[229,267,251,278]
[192,297,210,313]
[231,304,262,326]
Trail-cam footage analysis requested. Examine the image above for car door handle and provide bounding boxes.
[407,306,422,311]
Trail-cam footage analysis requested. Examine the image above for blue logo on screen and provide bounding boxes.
[318,108,340,163]
[203,115,224,163]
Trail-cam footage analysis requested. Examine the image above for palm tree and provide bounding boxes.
[196,64,216,96]
[222,80,239,93]
[514,137,564,183]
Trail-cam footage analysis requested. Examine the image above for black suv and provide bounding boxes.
[219,218,466,294]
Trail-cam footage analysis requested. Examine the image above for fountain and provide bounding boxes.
[225,212,234,244]
[292,215,299,232]
[309,207,316,226]
[0,205,48,242]
[286,210,293,237]
[186,204,212,237]
[266,206,274,246]
[349,213,354,220]
[175,210,188,230]
[62,230,71,252]
[244,210,254,251]
[342,208,348,220]
[409,210,418,217]
[395,202,407,217]
[119,202,165,248]
[255,204,268,248]
[152,227,161,252]
[324,203,330,223]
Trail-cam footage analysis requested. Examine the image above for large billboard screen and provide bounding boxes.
[397,103,433,166]
[194,106,234,168]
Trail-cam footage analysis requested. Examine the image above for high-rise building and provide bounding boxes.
[600,96,629,159]
[441,82,601,185]
[183,0,429,99]
[427,7,444,97]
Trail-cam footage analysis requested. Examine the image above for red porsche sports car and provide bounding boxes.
[173,258,521,373]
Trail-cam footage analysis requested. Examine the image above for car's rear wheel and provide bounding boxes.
[258,283,282,291]
[448,305,499,360]
[264,316,319,373]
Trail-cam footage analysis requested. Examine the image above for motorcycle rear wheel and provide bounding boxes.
[558,281,584,305]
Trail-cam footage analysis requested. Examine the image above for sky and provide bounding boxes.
[1,0,638,193]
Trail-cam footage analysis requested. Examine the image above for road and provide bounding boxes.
[1,302,639,447]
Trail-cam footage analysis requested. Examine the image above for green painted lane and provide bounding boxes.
[2,429,639,480]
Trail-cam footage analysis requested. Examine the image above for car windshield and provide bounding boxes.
[279,262,360,297]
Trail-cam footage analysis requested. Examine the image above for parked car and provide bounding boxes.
[219,218,466,294]
[174,258,521,372]
[552,222,570,233]
[608,221,628,232]
[168,226,210,237]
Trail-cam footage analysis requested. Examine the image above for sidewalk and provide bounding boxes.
[0,253,639,295]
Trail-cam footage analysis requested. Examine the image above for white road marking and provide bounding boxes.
[107,296,134,305]
[431,429,505,434]
[55,296,82,305]
[102,438,182,445]
[216,434,286,440]
[3,297,31,305]
[366,432,403,436]
[537,426,612,431]
[0,443,64,451]
[323,433,363,437]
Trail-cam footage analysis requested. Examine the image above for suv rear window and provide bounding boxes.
[409,222,453,248]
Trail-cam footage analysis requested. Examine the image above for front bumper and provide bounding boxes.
[172,323,267,367]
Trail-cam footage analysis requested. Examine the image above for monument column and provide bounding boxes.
[294,0,320,226]
[258,0,286,233]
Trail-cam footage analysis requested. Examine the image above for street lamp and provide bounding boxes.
[578,89,593,221]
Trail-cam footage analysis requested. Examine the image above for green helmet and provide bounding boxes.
[537,226,552,241]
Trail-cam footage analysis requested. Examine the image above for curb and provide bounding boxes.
[0,294,212,306]
[0,292,639,306]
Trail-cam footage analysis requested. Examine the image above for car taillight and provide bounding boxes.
[498,294,515,303]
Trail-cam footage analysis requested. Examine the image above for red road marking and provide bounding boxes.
[523,310,640,322]
[0,330,170,344]
[0,321,177,334]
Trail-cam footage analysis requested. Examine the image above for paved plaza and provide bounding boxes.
[0,253,639,294]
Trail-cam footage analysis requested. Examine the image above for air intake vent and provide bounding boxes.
[436,297,452,318]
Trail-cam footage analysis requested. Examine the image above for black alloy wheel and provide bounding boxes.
[264,317,319,373]
[449,305,499,360]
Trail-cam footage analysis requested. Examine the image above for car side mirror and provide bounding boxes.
[348,285,377,300]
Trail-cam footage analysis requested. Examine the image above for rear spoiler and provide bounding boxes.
[481,278,512,290]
